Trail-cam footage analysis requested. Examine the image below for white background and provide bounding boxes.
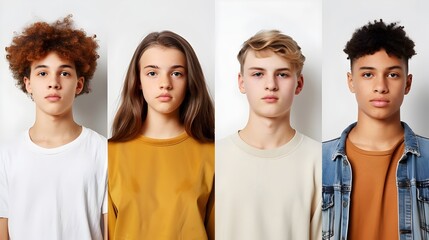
[323,0,429,141]
[0,0,108,141]
[2,0,427,143]
[215,0,322,141]
[107,0,215,138]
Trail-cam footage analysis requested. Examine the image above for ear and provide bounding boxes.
[294,74,304,95]
[238,73,246,94]
[347,72,355,93]
[75,77,85,95]
[405,74,412,95]
[24,77,32,93]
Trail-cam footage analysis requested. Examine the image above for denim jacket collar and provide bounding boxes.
[331,121,420,161]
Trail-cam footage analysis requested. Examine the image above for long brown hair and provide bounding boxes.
[110,31,214,143]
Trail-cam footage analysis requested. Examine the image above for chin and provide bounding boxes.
[258,112,284,119]
[365,112,399,121]
[42,108,70,117]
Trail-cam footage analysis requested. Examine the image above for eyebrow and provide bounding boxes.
[143,64,185,69]
[33,64,74,70]
[143,65,159,69]
[275,68,291,71]
[247,67,291,71]
[171,65,185,69]
[358,66,403,71]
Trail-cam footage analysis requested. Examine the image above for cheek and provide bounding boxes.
[280,81,297,93]
[141,87,151,100]
[352,83,368,95]
[29,83,43,94]
[398,82,408,94]
[243,81,259,94]
[353,91,370,107]
[140,79,155,92]
[176,81,187,95]
[243,86,258,100]
[140,84,152,101]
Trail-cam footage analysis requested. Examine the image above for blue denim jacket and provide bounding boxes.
[322,122,429,240]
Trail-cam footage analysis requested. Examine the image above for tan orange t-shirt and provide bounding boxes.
[346,137,404,240]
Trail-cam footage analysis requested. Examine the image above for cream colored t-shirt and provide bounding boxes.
[216,131,321,240]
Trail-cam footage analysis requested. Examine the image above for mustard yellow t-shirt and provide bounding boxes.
[108,132,214,240]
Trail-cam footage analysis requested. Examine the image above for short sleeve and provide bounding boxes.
[0,148,9,218]
[310,142,322,240]
[102,180,108,214]
[100,135,108,215]
[310,198,322,240]
[108,190,117,238]
[205,179,215,240]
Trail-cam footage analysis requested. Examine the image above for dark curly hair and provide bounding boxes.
[344,19,416,69]
[5,15,99,95]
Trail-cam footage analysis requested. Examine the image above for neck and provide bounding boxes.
[239,112,295,149]
[30,110,81,148]
[142,110,184,139]
[349,113,403,151]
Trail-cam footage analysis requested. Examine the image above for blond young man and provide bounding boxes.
[216,30,321,240]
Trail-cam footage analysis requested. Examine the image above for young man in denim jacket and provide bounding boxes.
[322,20,429,240]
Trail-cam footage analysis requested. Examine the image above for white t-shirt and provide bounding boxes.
[0,127,107,240]
[216,131,322,240]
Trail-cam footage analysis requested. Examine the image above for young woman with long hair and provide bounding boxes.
[108,31,214,239]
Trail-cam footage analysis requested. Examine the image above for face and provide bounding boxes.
[139,46,187,118]
[24,52,84,117]
[347,49,412,122]
[238,50,303,119]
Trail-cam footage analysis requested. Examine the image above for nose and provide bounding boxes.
[159,74,172,90]
[48,74,61,90]
[373,76,388,94]
[265,74,278,91]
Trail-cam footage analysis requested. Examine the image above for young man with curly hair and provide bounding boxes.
[322,20,429,240]
[216,30,321,240]
[0,16,107,240]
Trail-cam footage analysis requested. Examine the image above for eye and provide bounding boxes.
[60,71,70,77]
[277,72,289,78]
[362,72,373,78]
[387,72,400,78]
[147,71,156,77]
[171,71,183,77]
[252,72,263,77]
[37,71,47,77]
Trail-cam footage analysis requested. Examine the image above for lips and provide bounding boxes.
[157,93,172,102]
[262,95,278,103]
[370,98,389,107]
[45,93,61,102]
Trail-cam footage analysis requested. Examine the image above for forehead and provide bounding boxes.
[139,46,186,66]
[243,49,292,70]
[30,52,75,69]
[352,50,406,71]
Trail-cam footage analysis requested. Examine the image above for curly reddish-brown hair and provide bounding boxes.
[5,15,99,95]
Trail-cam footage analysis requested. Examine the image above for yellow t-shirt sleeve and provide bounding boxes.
[205,180,215,240]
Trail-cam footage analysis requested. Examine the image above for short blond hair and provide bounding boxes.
[237,30,305,75]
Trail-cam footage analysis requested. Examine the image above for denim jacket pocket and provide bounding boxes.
[417,180,429,238]
[322,187,335,240]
